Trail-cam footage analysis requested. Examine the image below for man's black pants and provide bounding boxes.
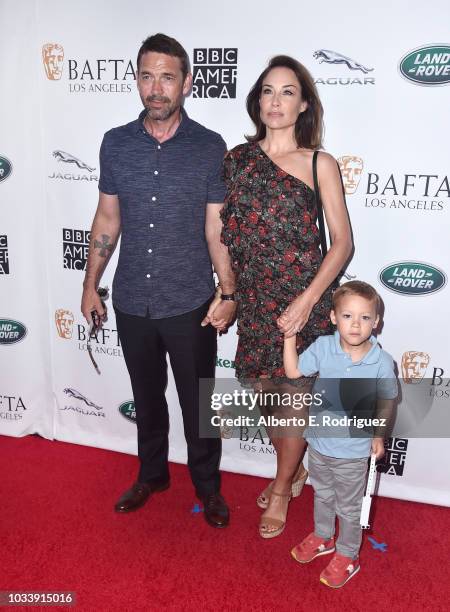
[115,298,221,496]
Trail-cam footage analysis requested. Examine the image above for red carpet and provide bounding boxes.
[1,434,449,611]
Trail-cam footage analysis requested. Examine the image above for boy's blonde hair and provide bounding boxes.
[332,281,381,314]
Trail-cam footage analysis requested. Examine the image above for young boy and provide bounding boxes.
[284,280,397,588]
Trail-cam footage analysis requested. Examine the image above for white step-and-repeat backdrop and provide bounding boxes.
[1,0,449,506]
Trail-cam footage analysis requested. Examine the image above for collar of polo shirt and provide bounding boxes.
[332,330,381,366]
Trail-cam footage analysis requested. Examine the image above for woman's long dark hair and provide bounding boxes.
[246,55,323,150]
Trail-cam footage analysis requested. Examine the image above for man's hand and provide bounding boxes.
[201,297,236,332]
[204,203,236,331]
[371,437,385,460]
[81,286,107,325]
[211,300,237,332]
[81,192,120,326]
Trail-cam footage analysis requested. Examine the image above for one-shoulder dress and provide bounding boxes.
[220,142,334,381]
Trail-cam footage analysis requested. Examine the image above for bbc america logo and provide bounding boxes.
[192,48,237,98]
[63,228,90,271]
[0,236,9,274]
[377,438,408,476]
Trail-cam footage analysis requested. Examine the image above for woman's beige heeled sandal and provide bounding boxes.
[256,468,308,510]
[259,491,291,539]
[256,482,273,509]
[291,468,308,497]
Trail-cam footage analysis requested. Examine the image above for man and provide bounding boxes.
[81,33,236,528]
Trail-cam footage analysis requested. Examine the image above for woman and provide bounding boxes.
[220,55,352,538]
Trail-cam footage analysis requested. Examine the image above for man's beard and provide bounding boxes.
[143,95,179,121]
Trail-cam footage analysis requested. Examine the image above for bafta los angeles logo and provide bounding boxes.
[401,351,430,384]
[53,150,96,172]
[337,155,364,195]
[218,410,234,439]
[313,50,373,74]
[55,309,74,339]
[42,43,64,80]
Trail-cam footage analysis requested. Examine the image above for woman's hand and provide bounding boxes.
[210,300,237,332]
[277,292,316,337]
[201,293,236,332]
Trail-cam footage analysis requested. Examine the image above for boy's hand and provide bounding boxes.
[283,333,301,378]
[371,437,385,460]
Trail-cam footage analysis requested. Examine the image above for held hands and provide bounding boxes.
[371,437,385,460]
[201,293,236,333]
[277,292,316,338]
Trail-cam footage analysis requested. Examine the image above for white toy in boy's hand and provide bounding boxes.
[360,453,377,529]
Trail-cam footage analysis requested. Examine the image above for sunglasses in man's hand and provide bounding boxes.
[87,287,109,374]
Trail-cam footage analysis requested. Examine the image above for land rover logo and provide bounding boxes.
[0,156,12,183]
[119,400,136,423]
[399,45,450,86]
[379,262,447,295]
[0,319,27,344]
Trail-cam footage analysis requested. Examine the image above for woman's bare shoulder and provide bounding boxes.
[316,150,337,165]
[316,151,340,179]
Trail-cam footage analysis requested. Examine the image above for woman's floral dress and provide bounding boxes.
[220,142,334,381]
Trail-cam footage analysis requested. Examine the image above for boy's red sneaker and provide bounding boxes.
[291,532,335,564]
[320,553,360,588]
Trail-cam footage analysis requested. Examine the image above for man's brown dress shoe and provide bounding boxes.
[114,480,169,513]
[199,493,230,528]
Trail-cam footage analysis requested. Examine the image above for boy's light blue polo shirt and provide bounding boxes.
[299,331,397,459]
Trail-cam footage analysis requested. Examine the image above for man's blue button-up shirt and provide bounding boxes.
[99,107,227,318]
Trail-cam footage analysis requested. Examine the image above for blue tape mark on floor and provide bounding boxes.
[191,503,204,514]
[368,536,387,552]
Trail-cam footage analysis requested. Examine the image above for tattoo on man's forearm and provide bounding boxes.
[94,234,113,258]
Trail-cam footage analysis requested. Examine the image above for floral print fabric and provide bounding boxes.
[220,142,333,380]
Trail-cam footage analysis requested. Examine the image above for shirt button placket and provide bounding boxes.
[148,142,160,280]
[151,141,161,206]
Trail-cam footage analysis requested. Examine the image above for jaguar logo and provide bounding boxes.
[53,150,95,172]
[313,49,373,74]
[63,388,103,411]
